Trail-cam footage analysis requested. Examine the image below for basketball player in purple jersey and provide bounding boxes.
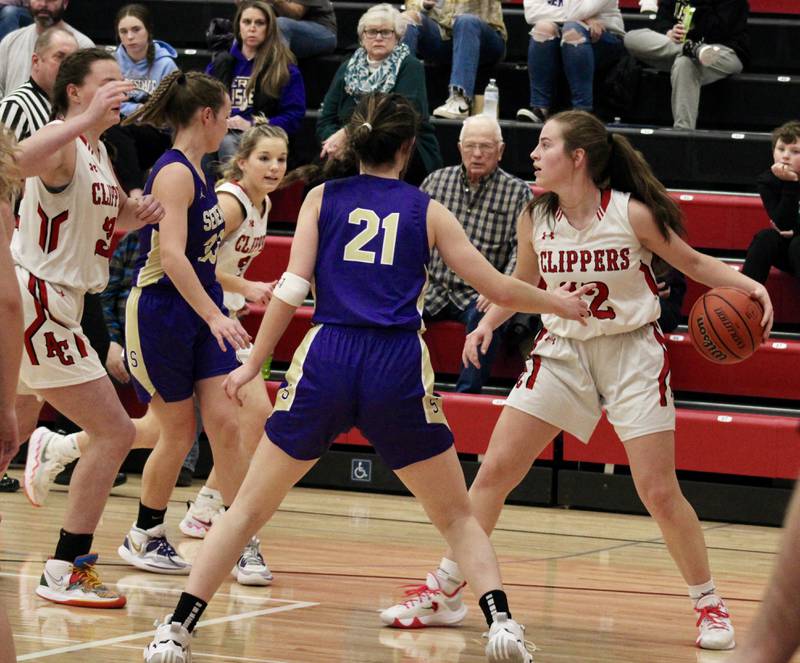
[114,71,263,578]
[144,93,592,663]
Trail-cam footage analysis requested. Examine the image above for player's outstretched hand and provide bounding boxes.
[0,407,19,476]
[223,362,260,406]
[751,284,774,341]
[134,194,165,226]
[554,283,592,324]
[208,311,251,352]
[86,80,134,125]
[462,323,493,369]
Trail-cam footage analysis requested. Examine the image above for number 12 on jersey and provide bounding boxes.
[343,208,399,266]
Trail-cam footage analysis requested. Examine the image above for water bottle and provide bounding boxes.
[482,78,499,119]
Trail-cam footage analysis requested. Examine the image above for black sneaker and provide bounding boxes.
[54,460,127,487]
[682,40,721,66]
[0,473,19,492]
[175,466,194,487]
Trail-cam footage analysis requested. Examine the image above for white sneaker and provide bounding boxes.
[484,612,535,662]
[433,94,469,120]
[118,523,191,575]
[639,0,658,13]
[232,537,272,586]
[179,496,224,539]
[695,594,735,650]
[144,615,192,663]
[23,427,79,507]
[380,572,468,628]
[36,554,126,608]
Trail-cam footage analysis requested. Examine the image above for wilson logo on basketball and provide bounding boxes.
[694,315,727,363]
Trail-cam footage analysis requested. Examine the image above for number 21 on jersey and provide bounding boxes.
[343,208,399,266]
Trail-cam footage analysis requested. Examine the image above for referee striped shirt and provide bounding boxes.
[0,78,50,142]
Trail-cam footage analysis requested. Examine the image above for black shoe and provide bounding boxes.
[0,473,19,492]
[175,466,194,487]
[54,460,127,487]
[516,107,549,123]
[682,39,721,66]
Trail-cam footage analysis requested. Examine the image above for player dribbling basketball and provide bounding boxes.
[381,110,773,651]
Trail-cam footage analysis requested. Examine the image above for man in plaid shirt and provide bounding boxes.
[423,114,532,392]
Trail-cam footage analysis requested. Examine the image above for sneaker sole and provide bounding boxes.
[697,637,736,650]
[234,569,273,586]
[143,649,188,663]
[118,545,192,575]
[433,111,469,120]
[36,584,126,609]
[22,428,48,508]
[381,603,468,628]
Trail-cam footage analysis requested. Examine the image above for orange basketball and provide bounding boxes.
[688,287,764,364]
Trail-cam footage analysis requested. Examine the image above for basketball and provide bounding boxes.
[688,287,764,364]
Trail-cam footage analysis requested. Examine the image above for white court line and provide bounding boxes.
[17,600,318,661]
[112,643,288,663]
[0,571,284,603]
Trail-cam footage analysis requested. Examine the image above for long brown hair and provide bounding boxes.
[115,4,156,66]
[234,1,295,100]
[530,111,684,240]
[124,70,227,130]
[348,92,419,168]
[0,128,19,201]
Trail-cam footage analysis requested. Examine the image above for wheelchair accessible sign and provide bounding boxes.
[351,458,372,483]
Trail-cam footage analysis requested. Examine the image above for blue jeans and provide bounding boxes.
[528,22,624,110]
[0,5,31,41]
[277,17,336,59]
[428,300,505,393]
[402,13,505,99]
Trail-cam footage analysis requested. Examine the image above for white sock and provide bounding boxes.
[55,432,81,462]
[688,578,717,603]
[435,557,464,595]
[198,485,222,503]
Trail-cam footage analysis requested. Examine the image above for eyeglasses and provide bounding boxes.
[461,142,499,153]
[363,28,395,39]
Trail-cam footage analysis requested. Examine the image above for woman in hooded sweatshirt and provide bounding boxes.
[105,3,177,196]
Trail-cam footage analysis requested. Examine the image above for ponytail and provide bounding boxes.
[0,128,19,201]
[529,111,684,240]
[124,70,227,130]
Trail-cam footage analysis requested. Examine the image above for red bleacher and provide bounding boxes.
[563,410,800,479]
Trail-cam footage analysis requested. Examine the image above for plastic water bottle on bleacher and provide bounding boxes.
[482,79,499,119]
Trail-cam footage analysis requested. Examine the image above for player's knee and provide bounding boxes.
[104,416,136,457]
[208,417,241,455]
[471,458,517,497]
[637,481,679,519]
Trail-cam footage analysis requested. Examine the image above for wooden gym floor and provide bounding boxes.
[1,473,796,663]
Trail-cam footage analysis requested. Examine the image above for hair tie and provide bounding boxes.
[176,73,187,85]
[361,122,372,132]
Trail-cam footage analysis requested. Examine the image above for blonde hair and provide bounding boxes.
[220,120,289,182]
[0,128,20,201]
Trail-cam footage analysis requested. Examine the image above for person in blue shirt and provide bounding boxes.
[143,92,592,663]
[206,0,305,163]
[105,3,177,196]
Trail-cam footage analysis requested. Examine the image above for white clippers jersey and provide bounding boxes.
[534,189,661,340]
[215,181,269,313]
[12,126,120,294]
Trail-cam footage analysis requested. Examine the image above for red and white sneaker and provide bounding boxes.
[695,595,735,650]
[380,572,467,628]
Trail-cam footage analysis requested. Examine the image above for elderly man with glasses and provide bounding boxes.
[422,114,532,393]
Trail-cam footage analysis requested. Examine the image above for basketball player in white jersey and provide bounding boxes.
[15,48,163,608]
[381,110,773,650]
[180,122,288,550]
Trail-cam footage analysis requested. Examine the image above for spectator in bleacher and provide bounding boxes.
[623,0,749,130]
[0,26,77,142]
[401,0,506,120]
[316,3,442,185]
[206,0,305,162]
[269,0,337,59]
[104,3,177,197]
[516,0,626,123]
[423,114,532,393]
[742,120,800,284]
[0,0,31,42]
[0,0,93,96]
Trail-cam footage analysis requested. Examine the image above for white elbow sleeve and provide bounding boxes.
[273,271,311,307]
